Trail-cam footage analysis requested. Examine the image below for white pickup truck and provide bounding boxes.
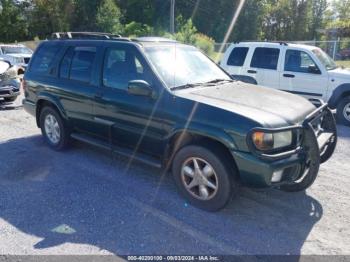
[220,42,350,126]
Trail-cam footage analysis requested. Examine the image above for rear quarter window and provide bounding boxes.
[227,47,249,66]
[28,44,61,74]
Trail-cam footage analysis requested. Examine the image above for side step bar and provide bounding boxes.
[71,133,162,169]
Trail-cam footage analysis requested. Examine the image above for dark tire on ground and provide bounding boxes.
[172,145,236,212]
[4,96,17,103]
[39,106,70,151]
[336,96,350,127]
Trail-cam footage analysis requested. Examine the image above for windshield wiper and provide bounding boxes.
[170,83,203,91]
[204,79,235,85]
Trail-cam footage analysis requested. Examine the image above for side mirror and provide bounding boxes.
[308,65,321,74]
[128,80,152,96]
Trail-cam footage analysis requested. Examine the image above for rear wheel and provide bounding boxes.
[39,106,70,150]
[172,145,236,211]
[336,96,350,126]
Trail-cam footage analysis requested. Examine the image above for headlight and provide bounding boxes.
[252,131,292,151]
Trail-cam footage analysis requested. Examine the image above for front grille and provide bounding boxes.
[24,57,30,64]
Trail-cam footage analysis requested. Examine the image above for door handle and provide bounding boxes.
[283,74,295,78]
[247,70,257,74]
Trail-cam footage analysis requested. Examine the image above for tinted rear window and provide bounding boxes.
[29,44,61,74]
[250,47,280,70]
[58,47,96,83]
[227,47,249,66]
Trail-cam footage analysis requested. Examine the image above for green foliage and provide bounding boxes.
[123,21,154,37]
[0,0,29,42]
[194,33,215,56]
[174,16,197,44]
[96,0,122,34]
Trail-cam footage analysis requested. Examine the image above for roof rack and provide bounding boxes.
[51,32,129,41]
[233,40,289,46]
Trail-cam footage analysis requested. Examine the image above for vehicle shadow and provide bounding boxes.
[0,135,323,256]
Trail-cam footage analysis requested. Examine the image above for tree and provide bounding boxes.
[29,0,74,39]
[96,0,122,33]
[0,0,29,42]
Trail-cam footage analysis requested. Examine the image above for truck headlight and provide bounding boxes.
[252,131,292,151]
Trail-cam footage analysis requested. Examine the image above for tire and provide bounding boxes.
[39,106,70,150]
[172,145,236,211]
[336,96,350,127]
[4,96,17,103]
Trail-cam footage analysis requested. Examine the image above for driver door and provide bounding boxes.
[93,43,166,156]
[279,49,328,101]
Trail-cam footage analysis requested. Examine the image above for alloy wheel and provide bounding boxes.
[181,157,219,201]
[44,114,61,144]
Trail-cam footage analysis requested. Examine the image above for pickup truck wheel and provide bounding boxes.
[4,96,17,103]
[172,145,235,211]
[336,96,350,126]
[39,107,70,150]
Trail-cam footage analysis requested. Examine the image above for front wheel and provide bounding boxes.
[336,96,350,126]
[172,145,236,211]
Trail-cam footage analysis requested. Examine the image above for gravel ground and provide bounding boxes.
[0,93,349,256]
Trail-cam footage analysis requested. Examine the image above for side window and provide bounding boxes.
[103,47,148,90]
[227,47,249,66]
[59,47,74,79]
[250,47,280,70]
[285,50,320,74]
[29,44,60,74]
[69,47,96,83]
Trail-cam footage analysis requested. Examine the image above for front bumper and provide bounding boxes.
[0,85,20,98]
[233,101,337,188]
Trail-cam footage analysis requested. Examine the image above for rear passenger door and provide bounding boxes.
[56,44,100,133]
[246,47,280,89]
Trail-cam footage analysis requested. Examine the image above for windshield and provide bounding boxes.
[144,45,230,89]
[1,46,33,55]
[312,48,337,71]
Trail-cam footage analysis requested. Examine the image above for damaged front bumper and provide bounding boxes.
[233,100,337,188]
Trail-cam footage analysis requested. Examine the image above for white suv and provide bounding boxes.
[220,42,350,126]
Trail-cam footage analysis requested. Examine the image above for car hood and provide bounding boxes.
[4,53,32,58]
[174,81,316,127]
[328,67,350,80]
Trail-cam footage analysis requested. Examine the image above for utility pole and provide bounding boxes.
[170,0,175,34]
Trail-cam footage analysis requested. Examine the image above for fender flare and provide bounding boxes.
[231,74,257,85]
[328,83,350,109]
[163,126,238,164]
[36,93,68,127]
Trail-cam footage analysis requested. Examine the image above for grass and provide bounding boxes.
[336,60,350,69]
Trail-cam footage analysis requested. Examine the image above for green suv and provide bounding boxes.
[23,33,337,211]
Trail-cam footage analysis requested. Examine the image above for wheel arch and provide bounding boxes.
[36,96,67,128]
[163,130,240,180]
[231,75,257,85]
[328,83,350,109]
